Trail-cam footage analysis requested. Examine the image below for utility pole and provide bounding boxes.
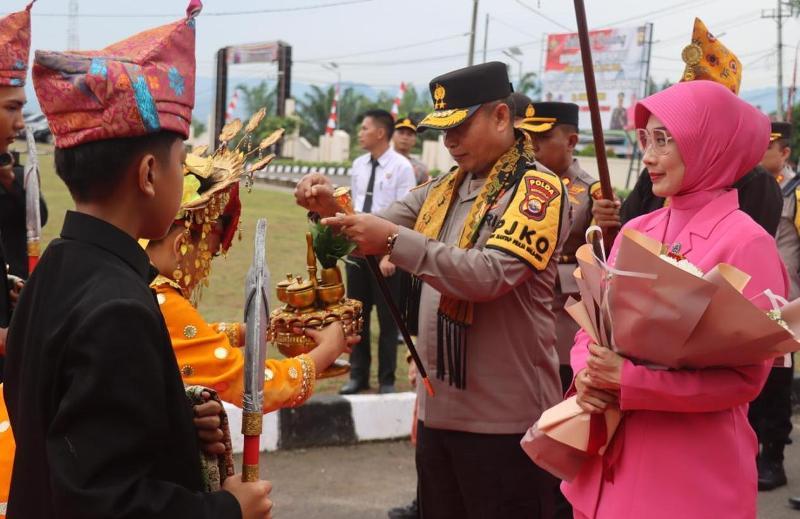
[763,1,792,120]
[482,14,489,63]
[67,0,79,51]
[468,0,479,66]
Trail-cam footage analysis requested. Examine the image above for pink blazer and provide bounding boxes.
[562,190,789,519]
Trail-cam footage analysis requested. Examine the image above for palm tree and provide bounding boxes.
[237,81,277,116]
[296,85,335,145]
[516,72,541,100]
[398,84,433,121]
[296,85,372,145]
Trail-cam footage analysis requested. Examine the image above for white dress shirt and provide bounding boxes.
[350,147,416,214]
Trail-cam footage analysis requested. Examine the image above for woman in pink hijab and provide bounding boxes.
[562,80,789,519]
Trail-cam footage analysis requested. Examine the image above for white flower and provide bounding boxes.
[767,308,792,333]
[659,254,704,277]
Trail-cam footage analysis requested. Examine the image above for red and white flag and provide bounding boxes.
[390,82,406,120]
[325,85,339,136]
[225,89,240,122]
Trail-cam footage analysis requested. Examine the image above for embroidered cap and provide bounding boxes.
[680,18,742,95]
[418,61,513,130]
[0,1,35,87]
[32,0,202,148]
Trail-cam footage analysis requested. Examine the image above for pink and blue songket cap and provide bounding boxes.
[32,0,202,148]
[0,1,35,87]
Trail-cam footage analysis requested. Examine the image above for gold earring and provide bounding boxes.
[173,268,183,281]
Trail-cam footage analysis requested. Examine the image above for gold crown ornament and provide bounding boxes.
[172,107,284,304]
[267,229,364,379]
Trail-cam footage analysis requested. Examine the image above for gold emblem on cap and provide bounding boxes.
[525,104,535,118]
[681,43,703,66]
[433,83,447,110]
[771,132,783,142]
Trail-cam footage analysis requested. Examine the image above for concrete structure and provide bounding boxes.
[421,134,455,173]
[318,130,350,163]
[224,391,416,453]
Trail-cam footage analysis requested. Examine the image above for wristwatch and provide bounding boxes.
[386,232,400,255]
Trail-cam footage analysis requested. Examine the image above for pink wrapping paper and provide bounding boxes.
[608,229,800,368]
[523,227,800,482]
[521,396,621,482]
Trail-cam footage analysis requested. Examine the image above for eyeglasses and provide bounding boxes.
[636,128,674,156]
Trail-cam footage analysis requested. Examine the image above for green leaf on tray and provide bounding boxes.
[310,222,357,269]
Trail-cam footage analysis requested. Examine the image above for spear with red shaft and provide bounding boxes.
[241,218,269,481]
[23,126,41,273]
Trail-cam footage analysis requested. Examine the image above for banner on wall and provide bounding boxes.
[541,24,653,131]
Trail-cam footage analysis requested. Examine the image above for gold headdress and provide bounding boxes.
[680,18,742,95]
[172,108,284,301]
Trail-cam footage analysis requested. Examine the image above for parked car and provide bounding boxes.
[576,129,634,158]
[17,113,53,144]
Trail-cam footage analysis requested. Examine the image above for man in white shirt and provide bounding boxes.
[341,109,416,394]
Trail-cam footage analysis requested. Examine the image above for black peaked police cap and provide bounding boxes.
[770,121,793,142]
[418,61,513,130]
[395,116,418,132]
[518,102,580,134]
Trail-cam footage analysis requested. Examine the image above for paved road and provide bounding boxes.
[759,420,800,519]
[240,441,417,519]
[240,419,800,519]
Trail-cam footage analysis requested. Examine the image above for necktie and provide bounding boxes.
[362,157,378,213]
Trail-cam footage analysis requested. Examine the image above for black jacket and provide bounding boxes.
[620,166,782,236]
[0,239,10,329]
[0,161,49,279]
[4,211,240,518]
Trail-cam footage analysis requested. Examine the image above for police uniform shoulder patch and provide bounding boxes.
[485,168,565,270]
[794,186,800,238]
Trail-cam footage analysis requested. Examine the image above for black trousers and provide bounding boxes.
[416,421,557,519]
[749,361,794,448]
[345,257,400,386]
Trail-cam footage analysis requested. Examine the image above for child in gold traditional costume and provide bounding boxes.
[145,122,356,414]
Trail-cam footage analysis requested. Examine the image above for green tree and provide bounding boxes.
[407,84,434,116]
[191,118,207,138]
[237,81,277,116]
[516,72,541,99]
[296,85,371,146]
[645,77,673,96]
[788,104,800,165]
[233,81,295,150]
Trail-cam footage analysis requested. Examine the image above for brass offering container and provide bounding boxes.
[267,233,363,379]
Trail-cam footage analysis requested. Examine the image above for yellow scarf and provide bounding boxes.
[410,137,534,388]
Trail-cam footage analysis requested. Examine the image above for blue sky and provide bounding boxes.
[7,0,797,114]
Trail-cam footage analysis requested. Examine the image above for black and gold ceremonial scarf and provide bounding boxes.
[405,137,535,389]
[405,135,565,389]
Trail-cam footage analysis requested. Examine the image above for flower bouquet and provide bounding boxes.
[522,226,800,481]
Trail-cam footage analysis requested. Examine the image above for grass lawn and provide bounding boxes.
[21,143,411,395]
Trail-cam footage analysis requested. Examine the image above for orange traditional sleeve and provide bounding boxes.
[0,385,15,518]
[210,322,242,348]
[155,284,316,412]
